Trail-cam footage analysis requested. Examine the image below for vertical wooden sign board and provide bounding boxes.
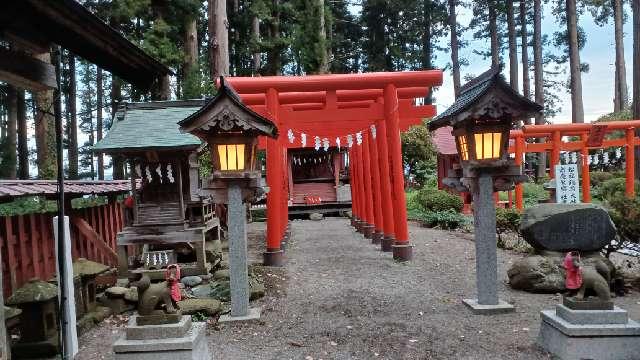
[555,164,580,204]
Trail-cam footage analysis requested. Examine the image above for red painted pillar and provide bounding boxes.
[263,88,285,266]
[550,131,561,178]
[281,145,289,241]
[367,129,384,244]
[384,84,412,261]
[626,128,635,198]
[515,135,524,210]
[375,117,395,252]
[355,141,367,233]
[349,148,358,228]
[361,133,375,239]
[580,132,591,203]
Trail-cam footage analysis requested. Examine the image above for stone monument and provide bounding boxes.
[112,273,209,359]
[530,206,640,359]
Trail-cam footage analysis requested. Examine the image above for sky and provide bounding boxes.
[427,2,635,124]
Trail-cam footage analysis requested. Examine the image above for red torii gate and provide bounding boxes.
[225,71,443,263]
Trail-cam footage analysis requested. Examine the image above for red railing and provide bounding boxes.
[0,201,123,298]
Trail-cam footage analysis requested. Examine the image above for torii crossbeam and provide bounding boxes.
[225,70,443,264]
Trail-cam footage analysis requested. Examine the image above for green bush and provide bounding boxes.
[418,210,468,230]
[596,177,640,202]
[415,188,463,213]
[590,171,615,187]
[496,208,522,235]
[522,182,549,207]
[608,196,640,243]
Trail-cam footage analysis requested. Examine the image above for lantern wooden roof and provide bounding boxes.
[428,68,542,131]
[179,77,278,139]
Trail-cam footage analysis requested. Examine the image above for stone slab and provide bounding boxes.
[563,296,614,310]
[540,310,640,337]
[538,314,640,360]
[556,304,628,325]
[462,299,515,315]
[136,313,182,326]
[126,315,192,340]
[113,322,207,354]
[219,307,261,323]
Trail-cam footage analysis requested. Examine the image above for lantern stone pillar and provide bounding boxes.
[462,172,515,314]
[220,183,261,321]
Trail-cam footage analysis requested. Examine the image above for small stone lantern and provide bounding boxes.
[428,68,542,314]
[7,279,59,358]
[73,258,110,314]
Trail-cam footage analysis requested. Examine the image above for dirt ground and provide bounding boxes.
[76,217,640,360]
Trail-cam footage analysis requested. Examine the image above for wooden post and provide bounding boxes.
[361,133,375,238]
[177,160,185,222]
[367,129,384,244]
[626,128,636,197]
[375,116,395,252]
[384,84,412,261]
[515,135,524,210]
[263,88,284,266]
[0,251,7,360]
[581,132,591,203]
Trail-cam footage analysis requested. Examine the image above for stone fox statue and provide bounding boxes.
[565,252,611,301]
[129,274,178,315]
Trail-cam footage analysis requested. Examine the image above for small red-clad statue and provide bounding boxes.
[165,264,181,303]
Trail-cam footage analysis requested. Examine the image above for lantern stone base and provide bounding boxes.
[392,244,413,261]
[263,249,285,267]
[462,298,515,315]
[371,231,383,245]
[381,236,394,252]
[113,316,209,360]
[537,306,640,360]
[11,337,59,359]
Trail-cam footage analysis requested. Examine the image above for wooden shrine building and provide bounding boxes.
[93,101,220,278]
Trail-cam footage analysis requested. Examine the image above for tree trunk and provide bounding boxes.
[208,0,229,79]
[96,67,104,180]
[423,0,434,104]
[266,0,282,75]
[614,0,628,112]
[183,15,199,94]
[534,0,546,179]
[67,52,78,179]
[507,0,518,91]
[566,0,585,123]
[5,85,17,179]
[449,0,461,97]
[633,0,640,180]
[521,0,531,100]
[318,0,329,74]
[111,76,125,180]
[252,16,261,74]
[489,2,500,68]
[33,51,57,179]
[17,89,28,179]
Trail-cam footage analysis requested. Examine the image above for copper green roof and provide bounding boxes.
[93,100,205,153]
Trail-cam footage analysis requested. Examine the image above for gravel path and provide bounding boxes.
[75,217,640,359]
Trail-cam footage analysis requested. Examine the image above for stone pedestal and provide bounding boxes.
[113,315,209,360]
[537,304,640,360]
[381,235,394,252]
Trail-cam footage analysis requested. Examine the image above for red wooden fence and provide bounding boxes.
[0,201,124,298]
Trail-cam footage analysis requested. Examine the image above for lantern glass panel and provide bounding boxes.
[457,135,469,161]
[217,144,246,171]
[474,132,502,160]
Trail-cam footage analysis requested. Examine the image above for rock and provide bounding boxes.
[345,210,353,219]
[124,287,138,302]
[191,284,214,299]
[219,260,229,269]
[115,278,130,288]
[249,277,265,300]
[309,213,323,221]
[213,269,230,281]
[520,204,616,252]
[508,252,616,293]
[105,286,128,298]
[178,298,221,316]
[181,276,203,287]
[97,293,134,314]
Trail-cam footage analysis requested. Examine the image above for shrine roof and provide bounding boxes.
[93,100,204,153]
[431,126,458,155]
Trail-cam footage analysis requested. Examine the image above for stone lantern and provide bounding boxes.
[7,279,59,358]
[428,68,542,314]
[179,77,278,322]
[73,258,110,314]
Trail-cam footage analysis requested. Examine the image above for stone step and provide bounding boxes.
[556,304,629,325]
[125,315,192,340]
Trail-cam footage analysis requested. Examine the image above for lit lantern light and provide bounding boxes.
[452,120,511,169]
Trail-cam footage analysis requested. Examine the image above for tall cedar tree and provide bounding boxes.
[448,0,462,97]
[534,0,546,178]
[33,50,57,179]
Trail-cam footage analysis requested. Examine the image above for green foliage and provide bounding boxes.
[415,188,463,213]
[417,210,468,230]
[608,196,640,243]
[191,311,209,322]
[401,122,438,188]
[522,182,549,207]
[0,137,16,179]
[496,208,522,236]
[590,171,616,188]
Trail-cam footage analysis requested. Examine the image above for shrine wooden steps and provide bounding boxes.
[136,202,183,226]
[291,183,337,204]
